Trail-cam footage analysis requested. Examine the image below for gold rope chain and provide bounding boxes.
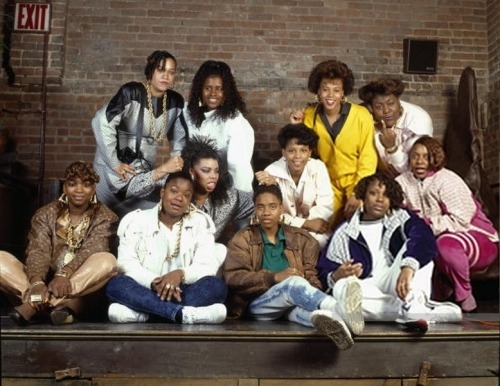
[144,82,168,142]
[165,217,183,261]
[66,212,90,250]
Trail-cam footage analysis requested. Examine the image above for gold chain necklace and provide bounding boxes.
[64,211,90,265]
[144,82,168,142]
[165,217,183,261]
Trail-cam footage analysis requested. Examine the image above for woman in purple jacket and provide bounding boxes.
[317,172,461,330]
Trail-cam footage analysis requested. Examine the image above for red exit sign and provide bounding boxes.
[14,2,51,32]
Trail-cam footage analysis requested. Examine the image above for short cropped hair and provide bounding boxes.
[64,161,99,184]
[358,77,405,105]
[277,123,319,150]
[307,59,355,96]
[253,184,283,204]
[144,50,177,81]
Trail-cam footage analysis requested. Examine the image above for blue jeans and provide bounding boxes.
[248,276,327,327]
[106,275,227,323]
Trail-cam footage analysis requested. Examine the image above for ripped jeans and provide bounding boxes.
[248,276,328,327]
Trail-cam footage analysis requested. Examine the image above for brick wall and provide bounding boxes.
[0,0,498,186]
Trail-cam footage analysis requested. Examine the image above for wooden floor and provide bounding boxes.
[2,309,499,385]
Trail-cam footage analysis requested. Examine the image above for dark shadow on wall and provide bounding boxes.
[443,66,499,230]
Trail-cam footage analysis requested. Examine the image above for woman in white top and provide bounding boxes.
[358,77,433,176]
[255,123,333,247]
[184,60,255,192]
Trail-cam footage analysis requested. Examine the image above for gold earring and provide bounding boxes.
[91,193,97,204]
[59,193,68,205]
[198,99,203,107]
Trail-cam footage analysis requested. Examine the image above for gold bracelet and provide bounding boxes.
[55,271,70,278]
[30,280,45,288]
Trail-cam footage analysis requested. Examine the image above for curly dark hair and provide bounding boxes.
[307,59,355,96]
[253,183,283,204]
[144,50,177,80]
[277,123,319,150]
[410,136,446,171]
[181,136,229,206]
[64,161,99,184]
[355,172,404,209]
[187,60,246,127]
[59,161,100,215]
[358,77,405,105]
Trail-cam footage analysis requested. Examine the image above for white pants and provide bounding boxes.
[333,255,434,322]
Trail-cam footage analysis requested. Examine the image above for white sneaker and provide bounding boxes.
[398,290,462,323]
[181,304,227,324]
[108,303,149,323]
[341,276,364,335]
[425,299,462,323]
[311,310,354,350]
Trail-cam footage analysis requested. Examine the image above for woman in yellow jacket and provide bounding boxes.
[291,59,377,230]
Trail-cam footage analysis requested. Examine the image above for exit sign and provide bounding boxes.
[14,2,51,32]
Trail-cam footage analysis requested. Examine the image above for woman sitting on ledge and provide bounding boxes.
[106,171,228,324]
[0,161,119,325]
[396,136,499,312]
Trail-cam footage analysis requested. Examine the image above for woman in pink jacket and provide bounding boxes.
[396,136,498,312]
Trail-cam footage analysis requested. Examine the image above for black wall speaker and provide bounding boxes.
[403,39,438,74]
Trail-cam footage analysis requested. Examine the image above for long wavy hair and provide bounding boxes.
[187,60,246,127]
[181,136,229,206]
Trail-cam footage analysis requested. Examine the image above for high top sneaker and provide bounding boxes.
[396,290,462,330]
[311,309,354,350]
[108,303,149,323]
[181,304,227,324]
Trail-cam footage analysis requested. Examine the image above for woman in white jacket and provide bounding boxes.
[106,171,228,324]
[358,77,433,176]
[184,60,254,193]
[255,123,333,247]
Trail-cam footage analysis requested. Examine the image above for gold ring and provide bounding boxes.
[30,294,43,302]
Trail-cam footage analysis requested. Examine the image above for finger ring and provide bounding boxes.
[175,286,180,291]
[30,294,43,302]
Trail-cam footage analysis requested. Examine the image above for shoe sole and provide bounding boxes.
[395,318,429,333]
[50,309,74,325]
[344,277,364,335]
[312,314,354,350]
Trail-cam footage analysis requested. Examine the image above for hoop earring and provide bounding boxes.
[59,193,68,205]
